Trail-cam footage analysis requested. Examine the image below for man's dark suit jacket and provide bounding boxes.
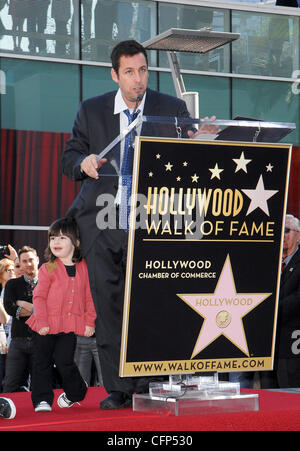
[276,0,298,7]
[4,276,33,339]
[276,248,300,358]
[62,88,191,254]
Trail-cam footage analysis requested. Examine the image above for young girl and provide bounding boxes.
[26,217,97,412]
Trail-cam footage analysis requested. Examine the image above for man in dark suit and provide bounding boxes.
[62,40,215,409]
[274,214,300,387]
[260,214,300,388]
[276,0,298,7]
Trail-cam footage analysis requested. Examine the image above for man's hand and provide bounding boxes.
[16,300,33,312]
[16,300,33,317]
[187,116,220,139]
[80,155,107,179]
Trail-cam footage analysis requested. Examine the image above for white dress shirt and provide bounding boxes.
[114,88,146,205]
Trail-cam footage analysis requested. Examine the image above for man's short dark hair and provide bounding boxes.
[18,246,38,258]
[111,40,148,74]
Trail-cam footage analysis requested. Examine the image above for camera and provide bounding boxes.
[0,245,9,259]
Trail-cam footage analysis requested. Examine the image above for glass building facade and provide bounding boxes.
[0,0,299,256]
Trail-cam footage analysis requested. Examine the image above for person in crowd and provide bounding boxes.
[1,245,20,353]
[51,0,71,56]
[260,214,300,388]
[0,0,7,41]
[26,0,50,54]
[26,216,96,413]
[14,257,24,278]
[0,258,15,301]
[0,258,15,392]
[0,397,16,419]
[8,0,30,50]
[62,39,217,409]
[81,0,93,41]
[2,246,39,393]
[79,0,93,56]
[93,0,116,61]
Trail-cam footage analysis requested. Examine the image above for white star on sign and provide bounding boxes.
[233,152,252,173]
[165,162,173,171]
[209,163,224,180]
[242,174,278,216]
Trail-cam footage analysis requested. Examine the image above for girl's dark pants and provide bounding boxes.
[31,332,87,407]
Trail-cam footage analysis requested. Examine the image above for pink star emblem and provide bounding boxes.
[177,255,271,357]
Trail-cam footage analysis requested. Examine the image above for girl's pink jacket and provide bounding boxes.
[26,258,97,336]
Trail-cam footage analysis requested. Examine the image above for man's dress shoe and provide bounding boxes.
[100,392,132,410]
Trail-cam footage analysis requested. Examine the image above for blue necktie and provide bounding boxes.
[120,108,140,231]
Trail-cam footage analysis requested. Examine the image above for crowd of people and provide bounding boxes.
[0,0,151,57]
[0,0,93,55]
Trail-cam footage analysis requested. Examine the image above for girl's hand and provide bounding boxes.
[84,326,95,337]
[38,327,50,335]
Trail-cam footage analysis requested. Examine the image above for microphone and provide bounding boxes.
[131,94,143,147]
[133,94,143,115]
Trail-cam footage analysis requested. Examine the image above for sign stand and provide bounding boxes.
[97,116,294,416]
[133,374,259,416]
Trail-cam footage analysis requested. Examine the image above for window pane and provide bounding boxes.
[232,78,299,144]
[159,72,230,119]
[82,65,116,100]
[0,0,78,59]
[82,0,156,63]
[232,11,300,79]
[1,58,79,132]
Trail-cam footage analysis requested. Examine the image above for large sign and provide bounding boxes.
[120,138,291,377]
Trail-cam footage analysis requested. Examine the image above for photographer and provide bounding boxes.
[0,244,18,265]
